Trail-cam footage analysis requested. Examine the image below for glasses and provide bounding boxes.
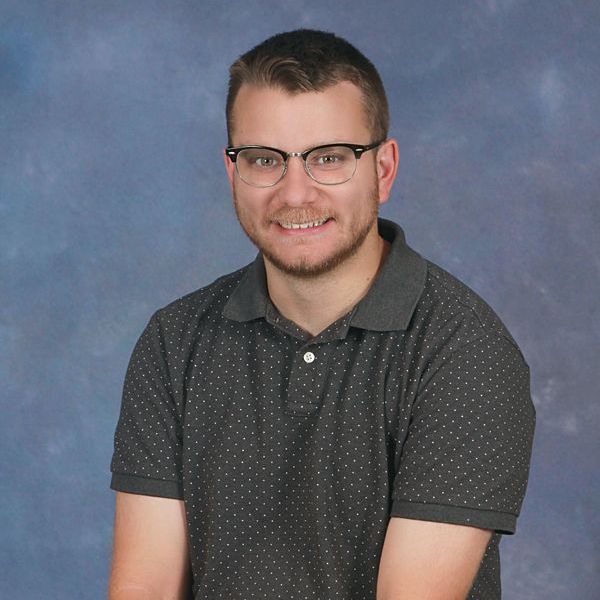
[225,141,383,187]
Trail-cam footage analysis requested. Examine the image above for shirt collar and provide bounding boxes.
[222,218,427,332]
[222,253,269,322]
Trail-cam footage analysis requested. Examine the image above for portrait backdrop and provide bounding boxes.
[1,1,598,598]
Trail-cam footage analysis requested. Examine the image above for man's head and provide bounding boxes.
[224,30,398,279]
[226,29,389,145]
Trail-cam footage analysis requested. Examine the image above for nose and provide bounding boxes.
[276,155,317,206]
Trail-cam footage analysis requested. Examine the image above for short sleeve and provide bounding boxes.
[110,311,184,499]
[392,334,535,534]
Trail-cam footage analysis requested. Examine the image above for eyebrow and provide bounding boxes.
[233,140,354,151]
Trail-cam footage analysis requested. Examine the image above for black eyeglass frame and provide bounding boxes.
[225,140,384,187]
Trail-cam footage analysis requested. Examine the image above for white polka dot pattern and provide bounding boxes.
[110,221,535,600]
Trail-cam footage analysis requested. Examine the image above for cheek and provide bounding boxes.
[233,185,271,219]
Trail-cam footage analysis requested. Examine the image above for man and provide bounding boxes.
[109,29,535,600]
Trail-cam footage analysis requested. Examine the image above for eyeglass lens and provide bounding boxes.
[236,145,358,187]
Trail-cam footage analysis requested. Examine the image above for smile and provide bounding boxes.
[277,217,330,230]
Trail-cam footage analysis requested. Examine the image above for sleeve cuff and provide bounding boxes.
[110,472,183,499]
[391,499,517,534]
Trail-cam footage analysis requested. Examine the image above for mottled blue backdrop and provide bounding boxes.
[1,1,598,598]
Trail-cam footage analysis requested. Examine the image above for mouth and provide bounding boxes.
[276,217,331,230]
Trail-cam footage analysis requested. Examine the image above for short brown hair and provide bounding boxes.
[226,29,389,145]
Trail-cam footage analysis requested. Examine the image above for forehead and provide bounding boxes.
[230,82,371,148]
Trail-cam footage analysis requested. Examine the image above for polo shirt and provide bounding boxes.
[110,218,535,600]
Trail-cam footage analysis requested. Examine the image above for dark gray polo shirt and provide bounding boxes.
[110,218,535,600]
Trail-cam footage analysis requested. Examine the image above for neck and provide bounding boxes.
[264,231,391,337]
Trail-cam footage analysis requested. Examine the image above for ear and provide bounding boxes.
[223,149,236,193]
[375,138,399,206]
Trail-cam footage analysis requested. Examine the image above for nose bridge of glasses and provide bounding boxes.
[283,151,312,179]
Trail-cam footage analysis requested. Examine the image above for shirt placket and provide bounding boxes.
[265,301,353,417]
[284,342,333,416]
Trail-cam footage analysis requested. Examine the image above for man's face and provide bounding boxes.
[225,81,391,278]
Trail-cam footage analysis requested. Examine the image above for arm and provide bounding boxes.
[376,517,491,600]
[108,492,192,600]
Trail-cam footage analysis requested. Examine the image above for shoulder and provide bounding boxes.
[161,264,249,314]
[409,259,526,364]
[144,263,252,342]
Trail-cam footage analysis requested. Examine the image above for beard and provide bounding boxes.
[232,184,380,278]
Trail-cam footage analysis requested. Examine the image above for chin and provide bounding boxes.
[263,245,362,278]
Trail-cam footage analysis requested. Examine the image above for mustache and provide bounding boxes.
[268,208,333,223]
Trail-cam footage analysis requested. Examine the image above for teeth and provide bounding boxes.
[279,217,329,230]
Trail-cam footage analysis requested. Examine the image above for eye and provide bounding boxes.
[315,152,341,165]
[256,156,276,167]
[308,146,352,170]
[239,150,281,169]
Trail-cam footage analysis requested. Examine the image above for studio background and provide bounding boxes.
[1,1,598,598]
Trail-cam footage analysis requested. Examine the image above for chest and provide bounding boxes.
[179,327,419,493]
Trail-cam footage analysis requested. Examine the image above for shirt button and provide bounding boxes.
[303,351,315,364]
